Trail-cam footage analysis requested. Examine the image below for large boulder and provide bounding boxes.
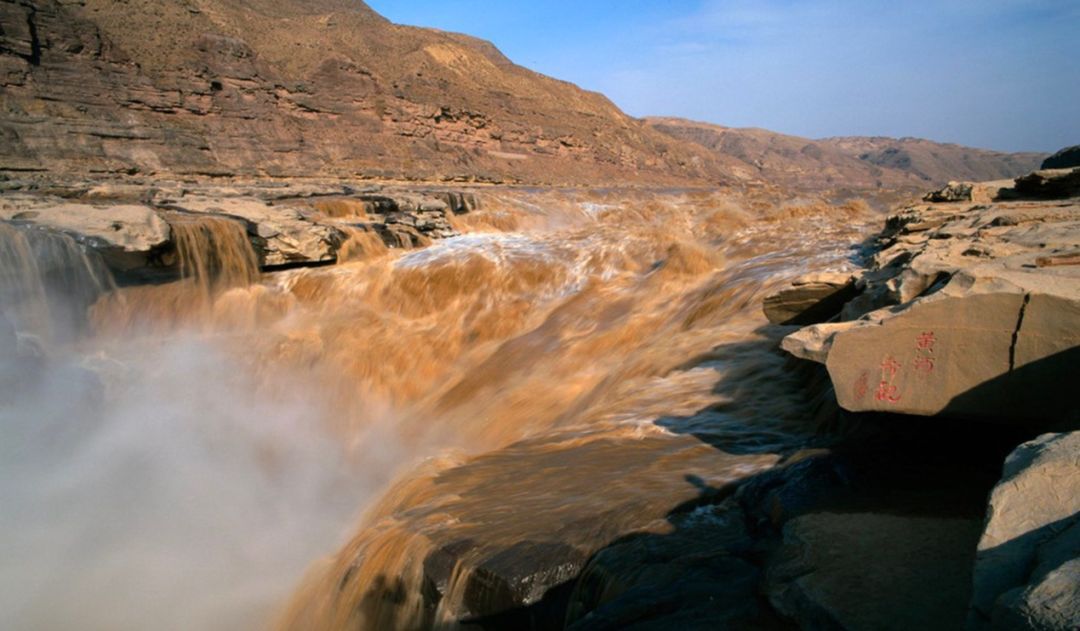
[969,432,1080,630]
[923,180,1016,204]
[1013,168,1080,200]
[1041,146,1080,170]
[783,272,1080,422]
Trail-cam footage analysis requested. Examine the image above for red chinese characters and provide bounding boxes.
[913,331,936,374]
[876,355,902,403]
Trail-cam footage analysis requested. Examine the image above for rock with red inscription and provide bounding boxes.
[780,172,1080,423]
[784,270,1080,422]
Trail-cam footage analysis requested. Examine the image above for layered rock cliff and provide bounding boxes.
[0,0,726,184]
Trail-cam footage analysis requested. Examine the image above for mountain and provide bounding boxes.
[0,0,1047,188]
[645,117,1047,190]
[0,0,726,184]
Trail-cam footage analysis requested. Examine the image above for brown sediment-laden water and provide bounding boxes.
[0,191,875,629]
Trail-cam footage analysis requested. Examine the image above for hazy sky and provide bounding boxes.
[366,1,1078,152]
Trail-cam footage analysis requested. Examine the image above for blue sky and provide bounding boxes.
[366,1,1078,152]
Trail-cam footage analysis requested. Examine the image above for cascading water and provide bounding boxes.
[1,190,876,630]
[169,213,261,290]
[0,221,114,346]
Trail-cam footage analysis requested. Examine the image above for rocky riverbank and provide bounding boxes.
[3,166,1075,630]
[0,177,480,283]
[760,165,1080,629]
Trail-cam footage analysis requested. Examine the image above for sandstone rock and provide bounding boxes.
[763,272,858,325]
[0,197,170,271]
[1013,168,1080,200]
[166,196,346,266]
[923,180,1016,204]
[767,512,981,631]
[429,191,480,214]
[1041,146,1080,170]
[354,193,460,239]
[925,181,974,203]
[969,432,1080,630]
[786,272,1080,421]
[781,322,852,364]
[0,198,170,254]
[780,178,1080,422]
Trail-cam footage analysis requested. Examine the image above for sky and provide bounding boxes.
[366,1,1079,153]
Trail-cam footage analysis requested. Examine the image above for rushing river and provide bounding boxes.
[0,189,876,629]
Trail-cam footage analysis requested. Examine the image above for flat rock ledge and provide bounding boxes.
[769,167,1080,423]
[0,179,480,279]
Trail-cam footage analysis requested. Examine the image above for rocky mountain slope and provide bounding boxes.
[0,0,728,185]
[1,0,1049,188]
[646,117,1047,190]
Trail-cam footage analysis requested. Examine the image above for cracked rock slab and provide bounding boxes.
[780,177,1080,423]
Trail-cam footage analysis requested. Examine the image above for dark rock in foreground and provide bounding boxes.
[768,513,981,630]
[969,432,1080,630]
[1042,145,1080,170]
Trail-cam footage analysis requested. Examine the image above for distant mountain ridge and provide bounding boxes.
[0,0,730,184]
[0,0,1047,187]
[645,117,1046,190]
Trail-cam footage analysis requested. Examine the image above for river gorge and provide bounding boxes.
[3,187,876,629]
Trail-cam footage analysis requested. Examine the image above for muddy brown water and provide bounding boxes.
[1,192,875,629]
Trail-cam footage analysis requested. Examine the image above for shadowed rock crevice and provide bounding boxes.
[1008,293,1030,372]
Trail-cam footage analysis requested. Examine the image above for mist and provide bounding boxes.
[1,255,388,630]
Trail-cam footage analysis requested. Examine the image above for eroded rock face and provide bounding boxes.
[969,432,1080,630]
[0,181,477,278]
[163,196,346,267]
[762,272,857,326]
[0,0,726,185]
[780,172,1080,423]
[1014,168,1080,200]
